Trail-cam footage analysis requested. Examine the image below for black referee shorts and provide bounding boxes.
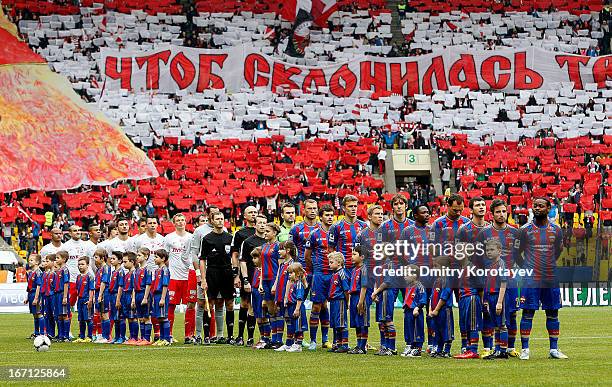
[206,267,235,300]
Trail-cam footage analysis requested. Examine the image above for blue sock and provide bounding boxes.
[79,321,86,339]
[119,319,126,340]
[379,324,386,349]
[46,315,55,337]
[37,317,45,336]
[341,328,349,349]
[162,319,170,341]
[443,341,452,354]
[114,320,121,341]
[129,321,138,339]
[355,328,362,349]
[507,312,517,349]
[309,311,320,343]
[546,311,560,350]
[386,325,396,351]
[34,316,40,335]
[139,322,146,339]
[64,319,71,339]
[144,323,152,341]
[469,330,479,353]
[361,327,368,350]
[86,320,93,339]
[320,307,330,343]
[102,319,111,340]
[277,316,284,344]
[520,310,535,350]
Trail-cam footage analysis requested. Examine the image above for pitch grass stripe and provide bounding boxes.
[4,336,612,355]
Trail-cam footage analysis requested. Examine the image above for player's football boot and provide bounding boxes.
[83,337,92,343]
[158,340,170,346]
[479,349,491,358]
[495,351,509,359]
[286,344,302,352]
[438,352,452,358]
[507,348,519,357]
[519,348,530,360]
[170,337,178,344]
[227,337,236,345]
[366,343,377,351]
[322,341,333,349]
[203,337,211,345]
[274,344,289,352]
[307,341,317,351]
[210,336,218,344]
[193,336,202,345]
[94,338,110,344]
[482,351,501,360]
[453,351,480,359]
[335,346,350,353]
[73,338,83,343]
[388,349,398,355]
[327,344,339,353]
[216,337,227,345]
[300,339,310,348]
[374,347,388,356]
[234,337,244,346]
[407,349,422,357]
[246,338,254,347]
[549,349,568,359]
[253,341,266,349]
[125,338,138,345]
[426,345,433,354]
[347,347,366,355]
[401,347,412,357]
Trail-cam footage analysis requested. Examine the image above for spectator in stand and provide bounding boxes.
[2,222,11,244]
[377,148,387,174]
[441,165,451,192]
[573,223,587,266]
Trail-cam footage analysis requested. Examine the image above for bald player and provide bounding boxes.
[231,206,258,346]
[40,228,63,259]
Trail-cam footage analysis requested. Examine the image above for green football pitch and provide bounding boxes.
[0,307,611,386]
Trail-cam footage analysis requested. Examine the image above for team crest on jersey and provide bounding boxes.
[376,233,382,243]
[427,231,435,240]
[329,234,335,242]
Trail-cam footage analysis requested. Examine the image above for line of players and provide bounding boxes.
[25,193,568,359]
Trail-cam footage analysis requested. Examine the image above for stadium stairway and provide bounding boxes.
[386,0,405,45]
[429,149,443,195]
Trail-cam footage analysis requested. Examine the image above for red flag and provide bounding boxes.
[446,21,458,31]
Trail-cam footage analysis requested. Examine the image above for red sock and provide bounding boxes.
[110,320,115,336]
[151,317,160,338]
[168,305,176,337]
[209,306,216,336]
[185,307,195,338]
[93,312,101,335]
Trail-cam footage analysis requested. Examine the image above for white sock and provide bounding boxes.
[215,306,224,337]
[195,304,203,337]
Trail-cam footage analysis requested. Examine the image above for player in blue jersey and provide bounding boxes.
[304,204,335,350]
[94,249,112,343]
[455,196,489,356]
[288,199,319,290]
[121,252,139,345]
[428,256,454,358]
[514,197,567,360]
[108,251,125,344]
[400,204,435,352]
[477,199,520,357]
[42,255,56,339]
[135,248,153,345]
[54,251,72,342]
[26,254,44,338]
[401,265,427,357]
[452,256,484,359]
[328,195,368,274]
[284,263,308,352]
[251,247,272,349]
[348,245,370,354]
[481,239,509,360]
[151,249,171,346]
[272,241,296,351]
[259,222,282,349]
[74,257,94,342]
[327,252,351,353]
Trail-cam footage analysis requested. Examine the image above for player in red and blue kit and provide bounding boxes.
[348,245,370,354]
[402,266,427,357]
[481,239,509,360]
[327,252,350,353]
[251,248,272,349]
[151,250,171,346]
[428,256,454,357]
[108,251,125,344]
[120,252,139,344]
[432,193,471,254]
[260,223,282,348]
[477,199,520,356]
[26,254,44,337]
[283,263,308,352]
[54,251,71,341]
[455,197,489,354]
[94,249,112,343]
[134,248,153,345]
[328,195,368,273]
[288,199,319,292]
[42,255,56,338]
[272,241,295,350]
[453,263,484,359]
[514,197,567,360]
[75,257,95,342]
[304,204,335,350]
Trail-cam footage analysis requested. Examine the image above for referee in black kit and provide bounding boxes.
[199,212,239,345]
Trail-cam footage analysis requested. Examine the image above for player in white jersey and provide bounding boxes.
[82,223,102,272]
[164,213,195,343]
[101,217,133,255]
[60,225,89,302]
[40,228,63,259]
[130,216,165,270]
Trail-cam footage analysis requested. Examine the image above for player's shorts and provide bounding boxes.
[206,268,235,300]
[169,279,193,305]
[95,290,110,314]
[44,295,54,317]
[285,303,307,333]
[262,279,275,302]
[483,293,505,329]
[458,295,483,333]
[239,269,255,301]
[433,308,454,344]
[329,298,348,329]
[77,299,92,321]
[251,288,264,319]
[53,292,71,316]
[504,287,519,313]
[135,291,149,318]
[310,273,332,303]
[121,294,137,319]
[69,283,78,307]
[304,273,313,297]
[151,293,169,319]
[375,288,396,322]
[28,293,43,315]
[349,291,372,328]
[520,287,562,310]
[403,307,425,345]
[109,293,120,320]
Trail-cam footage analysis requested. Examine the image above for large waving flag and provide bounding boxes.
[281,0,338,28]
[0,9,158,193]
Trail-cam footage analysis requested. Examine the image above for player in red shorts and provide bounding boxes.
[163,213,194,344]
